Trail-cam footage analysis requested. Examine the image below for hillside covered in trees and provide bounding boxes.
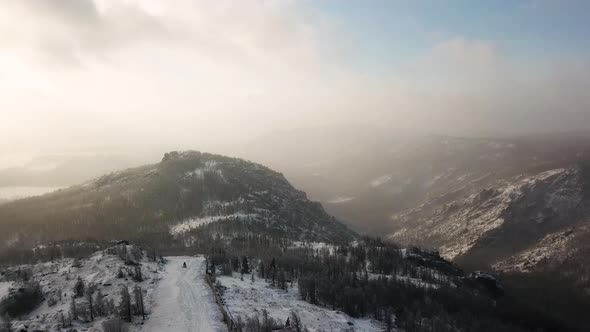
[206,236,584,332]
[0,151,354,252]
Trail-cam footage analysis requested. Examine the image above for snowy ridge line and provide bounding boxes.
[205,272,239,332]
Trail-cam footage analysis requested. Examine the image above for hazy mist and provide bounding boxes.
[2,0,590,168]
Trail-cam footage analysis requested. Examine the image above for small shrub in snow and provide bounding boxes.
[222,262,232,276]
[132,266,143,282]
[71,257,81,268]
[0,282,44,317]
[0,316,13,332]
[59,312,72,329]
[47,295,58,307]
[290,310,304,332]
[102,318,129,332]
[237,310,283,332]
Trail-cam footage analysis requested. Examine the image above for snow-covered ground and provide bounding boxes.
[142,256,225,332]
[326,196,355,204]
[0,246,163,331]
[290,241,337,255]
[169,213,258,235]
[218,273,383,332]
[370,175,392,188]
[0,281,13,301]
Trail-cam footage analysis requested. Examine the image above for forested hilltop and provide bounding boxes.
[0,151,354,252]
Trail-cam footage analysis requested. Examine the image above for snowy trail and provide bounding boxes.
[142,256,226,332]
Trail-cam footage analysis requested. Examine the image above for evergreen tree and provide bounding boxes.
[69,297,77,321]
[85,282,97,321]
[73,277,85,298]
[241,256,250,274]
[95,290,106,317]
[118,286,132,323]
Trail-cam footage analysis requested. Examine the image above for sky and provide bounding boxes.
[1,0,590,163]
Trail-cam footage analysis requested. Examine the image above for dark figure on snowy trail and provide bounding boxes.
[183,262,187,268]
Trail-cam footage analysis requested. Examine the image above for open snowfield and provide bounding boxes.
[0,281,12,301]
[142,256,226,332]
[218,273,383,332]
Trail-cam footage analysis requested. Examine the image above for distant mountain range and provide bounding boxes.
[4,129,590,285]
[236,128,590,285]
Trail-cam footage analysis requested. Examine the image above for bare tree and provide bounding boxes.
[85,282,97,321]
[133,286,145,320]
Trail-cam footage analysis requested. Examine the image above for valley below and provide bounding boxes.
[2,143,590,331]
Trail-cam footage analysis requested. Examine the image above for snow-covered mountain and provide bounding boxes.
[0,151,355,249]
[389,166,588,270]
[238,128,590,280]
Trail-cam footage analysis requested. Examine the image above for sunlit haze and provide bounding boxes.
[1,0,590,163]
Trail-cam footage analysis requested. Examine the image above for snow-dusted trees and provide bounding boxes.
[118,286,132,323]
[290,310,304,332]
[234,309,298,332]
[132,286,145,320]
[59,311,72,329]
[241,256,250,274]
[84,282,97,321]
[0,315,13,332]
[116,285,145,323]
[73,277,85,298]
[133,266,143,282]
[102,318,129,332]
[94,289,106,317]
[0,281,43,318]
[69,297,78,321]
[382,307,394,332]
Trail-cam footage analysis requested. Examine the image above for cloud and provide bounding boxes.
[0,0,167,65]
[0,0,334,71]
[1,2,590,159]
[431,37,499,68]
[0,0,366,154]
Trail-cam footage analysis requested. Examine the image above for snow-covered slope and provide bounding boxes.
[217,272,384,332]
[390,166,586,270]
[0,245,163,331]
[0,281,12,302]
[143,256,225,332]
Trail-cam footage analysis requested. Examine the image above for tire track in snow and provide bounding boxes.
[142,256,226,332]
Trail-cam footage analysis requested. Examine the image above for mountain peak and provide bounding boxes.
[0,152,355,248]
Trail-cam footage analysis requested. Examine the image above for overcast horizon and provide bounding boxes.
[2,0,590,165]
